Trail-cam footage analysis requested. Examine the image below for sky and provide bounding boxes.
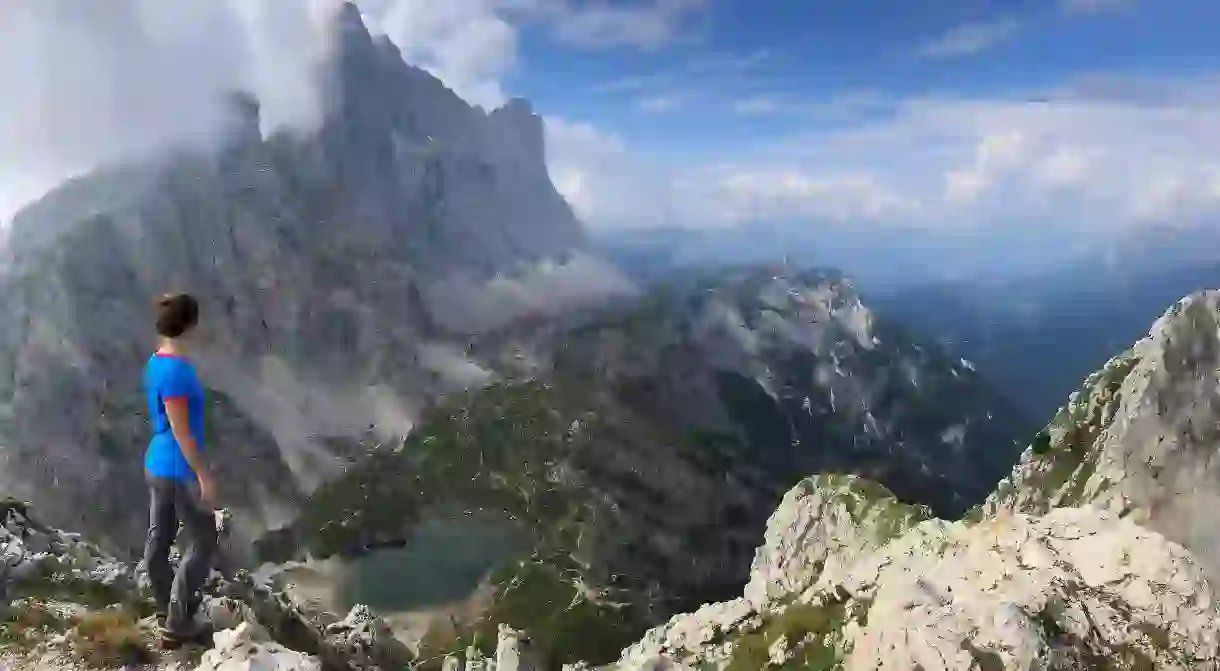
[1,0,1219,254]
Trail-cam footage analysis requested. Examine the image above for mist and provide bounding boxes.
[0,0,348,226]
[424,252,639,334]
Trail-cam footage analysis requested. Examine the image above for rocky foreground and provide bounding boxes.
[5,291,1220,670]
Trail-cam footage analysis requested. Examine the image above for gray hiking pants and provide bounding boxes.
[142,473,217,634]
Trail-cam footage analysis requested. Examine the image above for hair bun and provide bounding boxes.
[154,292,200,338]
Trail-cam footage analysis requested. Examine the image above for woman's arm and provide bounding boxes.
[164,397,216,505]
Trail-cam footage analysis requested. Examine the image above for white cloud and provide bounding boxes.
[592,49,771,96]
[804,91,894,122]
[541,0,709,50]
[425,251,637,332]
[917,19,1022,59]
[710,170,918,224]
[636,94,685,113]
[943,130,1030,203]
[0,0,524,225]
[548,76,1220,242]
[1031,147,1091,191]
[0,0,711,226]
[371,0,518,108]
[0,0,337,226]
[545,118,681,229]
[733,96,782,117]
[1062,0,1134,15]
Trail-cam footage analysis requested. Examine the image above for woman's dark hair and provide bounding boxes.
[154,293,200,338]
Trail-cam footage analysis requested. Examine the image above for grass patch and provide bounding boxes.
[961,506,985,525]
[480,557,639,666]
[1031,431,1052,456]
[9,557,134,612]
[960,640,1004,671]
[1,599,73,647]
[726,599,850,670]
[68,608,155,669]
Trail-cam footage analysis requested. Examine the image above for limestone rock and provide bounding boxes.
[1,497,135,605]
[743,474,929,608]
[982,290,1220,578]
[196,622,322,671]
[609,482,1220,669]
[321,603,413,670]
[833,508,1215,668]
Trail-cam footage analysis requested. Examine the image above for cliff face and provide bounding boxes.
[981,290,1220,577]
[0,3,604,556]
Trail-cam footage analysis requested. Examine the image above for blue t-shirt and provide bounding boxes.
[144,353,205,480]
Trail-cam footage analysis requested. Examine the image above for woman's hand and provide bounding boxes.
[197,469,218,508]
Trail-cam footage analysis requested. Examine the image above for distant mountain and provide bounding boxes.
[257,266,1028,664]
[589,224,949,290]
[594,221,1218,423]
[868,225,1218,420]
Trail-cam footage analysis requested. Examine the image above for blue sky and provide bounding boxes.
[2,0,1219,253]
[509,0,1217,142]
[410,0,1219,243]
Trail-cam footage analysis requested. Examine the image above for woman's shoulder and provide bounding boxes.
[147,353,199,378]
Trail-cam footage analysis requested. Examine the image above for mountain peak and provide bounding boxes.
[333,1,369,36]
[322,1,379,112]
[982,288,1220,575]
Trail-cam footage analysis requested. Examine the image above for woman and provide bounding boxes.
[142,292,218,648]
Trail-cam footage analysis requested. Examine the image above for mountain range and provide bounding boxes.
[4,290,1220,670]
[594,222,1219,422]
[1,2,1216,669]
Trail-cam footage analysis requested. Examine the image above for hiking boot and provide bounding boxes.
[159,619,214,650]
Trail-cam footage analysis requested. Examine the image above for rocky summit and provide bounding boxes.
[6,291,1220,669]
[981,290,1220,576]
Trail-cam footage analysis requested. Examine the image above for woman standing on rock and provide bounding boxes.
[142,292,217,649]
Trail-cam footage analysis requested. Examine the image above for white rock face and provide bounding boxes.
[743,474,929,608]
[983,290,1220,579]
[610,479,1220,670]
[437,624,541,671]
[0,498,134,601]
[196,622,322,671]
[845,508,1220,670]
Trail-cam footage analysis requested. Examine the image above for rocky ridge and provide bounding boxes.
[981,290,1220,575]
[1,494,426,670]
[590,290,1220,670]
